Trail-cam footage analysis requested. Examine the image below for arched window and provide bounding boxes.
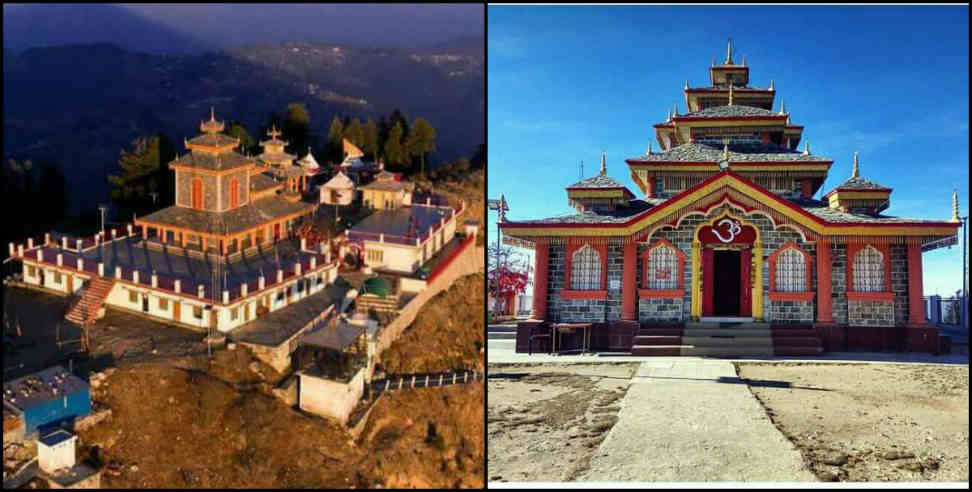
[853,246,884,292]
[570,244,601,291]
[229,178,239,208]
[646,243,678,290]
[191,178,203,210]
[775,248,806,292]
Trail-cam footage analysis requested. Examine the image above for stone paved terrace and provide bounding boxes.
[226,278,352,347]
[32,235,322,297]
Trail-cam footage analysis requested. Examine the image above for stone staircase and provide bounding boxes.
[65,277,115,325]
[631,320,823,357]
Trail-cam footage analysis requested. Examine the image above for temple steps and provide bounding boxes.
[65,277,115,326]
[628,321,824,357]
[487,324,518,340]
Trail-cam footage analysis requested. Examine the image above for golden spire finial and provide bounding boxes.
[268,125,281,139]
[728,83,734,106]
[769,79,774,90]
[778,97,785,115]
[851,150,860,178]
[600,151,607,175]
[725,39,733,64]
[685,79,689,90]
[210,106,215,122]
[803,140,810,155]
[741,54,746,66]
[952,188,960,222]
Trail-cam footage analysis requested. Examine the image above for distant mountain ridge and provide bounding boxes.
[2,39,483,215]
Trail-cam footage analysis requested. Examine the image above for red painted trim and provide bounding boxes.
[673,115,788,123]
[531,241,549,320]
[816,239,834,323]
[562,289,608,300]
[846,291,895,302]
[640,238,687,291]
[501,170,958,230]
[907,242,924,325]
[740,248,752,316]
[684,88,771,93]
[767,241,814,294]
[801,179,812,199]
[626,160,833,167]
[710,66,750,71]
[427,233,475,283]
[564,240,608,293]
[621,240,637,320]
[822,186,893,199]
[638,289,684,299]
[769,291,815,301]
[846,242,892,295]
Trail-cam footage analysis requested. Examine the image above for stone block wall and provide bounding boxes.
[175,171,219,211]
[848,299,895,326]
[890,244,909,326]
[638,298,684,322]
[768,300,814,323]
[831,244,849,325]
[546,241,622,323]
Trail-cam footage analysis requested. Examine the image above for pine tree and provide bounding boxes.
[362,119,379,163]
[384,122,405,168]
[343,118,364,147]
[406,118,437,177]
[327,115,344,163]
[108,137,165,217]
[283,102,311,154]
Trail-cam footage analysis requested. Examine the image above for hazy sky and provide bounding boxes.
[488,5,969,296]
[4,3,483,51]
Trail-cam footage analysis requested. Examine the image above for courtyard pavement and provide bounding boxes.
[578,360,817,482]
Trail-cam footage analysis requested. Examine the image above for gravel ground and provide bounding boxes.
[737,362,969,482]
[487,363,638,482]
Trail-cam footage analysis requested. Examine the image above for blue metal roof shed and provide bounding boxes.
[2,365,90,436]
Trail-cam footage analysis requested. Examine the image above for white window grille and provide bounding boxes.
[775,248,806,292]
[646,245,678,290]
[570,244,601,290]
[853,246,884,292]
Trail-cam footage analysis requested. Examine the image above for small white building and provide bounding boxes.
[320,171,355,206]
[38,430,77,474]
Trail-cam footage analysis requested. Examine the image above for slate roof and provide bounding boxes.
[323,171,355,189]
[360,179,408,192]
[138,196,314,235]
[787,197,938,224]
[249,173,280,192]
[567,172,629,190]
[187,133,238,148]
[628,142,831,163]
[512,199,660,224]
[171,150,253,171]
[679,105,782,118]
[228,280,351,347]
[828,176,891,191]
[350,205,450,238]
[257,150,296,163]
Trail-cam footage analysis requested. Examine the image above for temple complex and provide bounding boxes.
[501,41,961,356]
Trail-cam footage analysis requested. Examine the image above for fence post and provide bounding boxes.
[44,233,51,245]
[277,269,283,284]
[56,253,63,266]
[929,295,941,324]
[132,270,139,284]
[18,244,24,257]
[439,374,443,386]
[127,224,133,236]
[259,276,265,290]
[28,238,33,249]
[174,279,181,294]
[198,285,205,299]
[310,257,316,269]
[241,283,248,297]
[151,273,158,288]
[111,229,117,239]
[77,239,82,251]
[8,242,14,257]
[115,266,122,279]
[77,258,83,271]
[385,379,390,391]
[37,249,43,262]
[452,373,456,385]
[98,263,104,277]
[223,290,229,303]
[410,375,416,388]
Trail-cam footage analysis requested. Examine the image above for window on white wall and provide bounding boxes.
[570,244,602,291]
[775,248,806,292]
[853,246,884,292]
[646,245,678,290]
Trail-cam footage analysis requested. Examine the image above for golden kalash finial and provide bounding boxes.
[723,137,730,160]
[952,188,960,222]
[851,150,860,178]
[769,79,775,91]
[268,125,282,139]
[803,140,811,155]
[600,151,607,175]
[725,39,733,65]
[200,106,224,133]
[728,83,734,106]
[778,97,785,115]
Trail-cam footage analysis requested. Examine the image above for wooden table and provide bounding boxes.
[552,322,593,355]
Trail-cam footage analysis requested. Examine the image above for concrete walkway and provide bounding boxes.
[578,360,816,482]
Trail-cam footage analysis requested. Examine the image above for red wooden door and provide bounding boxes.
[702,247,714,316]
[739,248,752,317]
[191,178,203,209]
[273,223,280,240]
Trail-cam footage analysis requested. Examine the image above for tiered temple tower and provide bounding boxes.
[500,41,960,355]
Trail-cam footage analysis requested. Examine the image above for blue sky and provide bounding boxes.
[488,5,969,297]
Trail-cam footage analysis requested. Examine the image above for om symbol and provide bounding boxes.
[711,218,742,243]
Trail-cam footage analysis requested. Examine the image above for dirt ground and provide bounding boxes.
[737,362,969,482]
[379,273,484,374]
[487,363,638,482]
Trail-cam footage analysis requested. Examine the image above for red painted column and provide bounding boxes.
[739,248,752,317]
[646,179,655,198]
[621,239,637,321]
[907,242,925,325]
[801,179,813,199]
[531,241,549,321]
[816,239,834,323]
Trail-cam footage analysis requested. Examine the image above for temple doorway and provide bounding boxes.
[713,250,741,315]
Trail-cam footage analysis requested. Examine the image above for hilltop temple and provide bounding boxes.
[501,41,961,356]
[134,111,315,255]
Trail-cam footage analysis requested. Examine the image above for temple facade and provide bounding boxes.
[501,42,961,355]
